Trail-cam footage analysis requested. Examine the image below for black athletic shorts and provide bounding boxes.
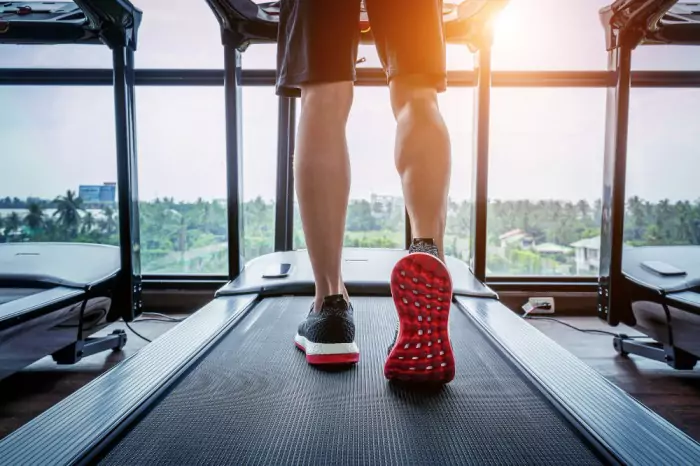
[276,0,447,97]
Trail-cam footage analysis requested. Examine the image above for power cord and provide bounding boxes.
[138,312,185,323]
[521,303,647,339]
[122,313,186,343]
[123,320,152,343]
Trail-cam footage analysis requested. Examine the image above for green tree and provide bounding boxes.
[346,200,378,232]
[82,211,96,235]
[4,212,21,240]
[53,190,83,238]
[100,206,117,236]
[24,202,44,233]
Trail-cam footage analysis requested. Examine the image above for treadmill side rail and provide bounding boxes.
[458,296,700,465]
[0,295,257,466]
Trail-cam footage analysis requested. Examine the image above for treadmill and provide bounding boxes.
[0,2,144,377]
[0,243,125,380]
[1,1,699,465]
[598,0,700,369]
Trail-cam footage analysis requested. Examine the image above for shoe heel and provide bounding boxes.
[386,253,455,383]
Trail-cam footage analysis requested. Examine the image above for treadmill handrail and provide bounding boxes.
[0,271,119,290]
[0,0,142,49]
[0,286,83,327]
[204,0,510,51]
[601,0,700,50]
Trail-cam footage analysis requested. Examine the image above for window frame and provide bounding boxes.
[3,59,700,288]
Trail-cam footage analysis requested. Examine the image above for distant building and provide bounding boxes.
[499,229,534,249]
[571,236,600,275]
[533,243,573,255]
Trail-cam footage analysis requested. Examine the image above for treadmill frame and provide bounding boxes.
[597,0,700,368]
[2,262,700,464]
[0,1,143,322]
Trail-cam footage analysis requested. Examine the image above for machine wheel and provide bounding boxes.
[613,337,628,357]
[111,329,128,351]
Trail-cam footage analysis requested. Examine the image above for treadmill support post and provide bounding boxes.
[225,47,245,278]
[113,46,143,320]
[598,45,633,326]
[470,44,493,282]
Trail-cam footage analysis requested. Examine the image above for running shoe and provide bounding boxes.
[294,294,360,365]
[385,238,455,383]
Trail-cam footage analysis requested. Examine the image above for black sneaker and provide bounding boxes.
[385,238,455,383]
[294,294,360,365]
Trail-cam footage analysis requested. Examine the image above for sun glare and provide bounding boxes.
[492,4,518,44]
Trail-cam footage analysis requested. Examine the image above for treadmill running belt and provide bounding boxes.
[99,297,603,465]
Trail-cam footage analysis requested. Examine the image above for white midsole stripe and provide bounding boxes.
[294,334,359,355]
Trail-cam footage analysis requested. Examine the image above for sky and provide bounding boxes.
[2,0,700,205]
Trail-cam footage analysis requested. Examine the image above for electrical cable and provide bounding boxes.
[523,316,646,338]
[139,312,185,322]
[123,320,152,343]
[520,301,648,339]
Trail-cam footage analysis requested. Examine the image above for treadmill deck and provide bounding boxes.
[99,296,602,465]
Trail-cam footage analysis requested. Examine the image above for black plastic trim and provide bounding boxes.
[0,287,84,328]
[4,69,700,87]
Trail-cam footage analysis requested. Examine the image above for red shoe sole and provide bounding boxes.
[385,253,455,383]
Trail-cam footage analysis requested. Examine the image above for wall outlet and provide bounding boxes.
[526,297,555,314]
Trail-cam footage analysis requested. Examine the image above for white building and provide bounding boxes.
[570,236,600,275]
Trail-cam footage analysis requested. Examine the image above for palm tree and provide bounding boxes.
[82,212,96,235]
[100,206,117,236]
[3,212,21,240]
[24,202,44,233]
[53,190,84,238]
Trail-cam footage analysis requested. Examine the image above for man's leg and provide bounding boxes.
[295,82,353,311]
[277,0,361,365]
[367,0,455,383]
[391,80,451,262]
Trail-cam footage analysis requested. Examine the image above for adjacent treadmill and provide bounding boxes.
[0,243,126,380]
[1,1,699,464]
[598,0,700,369]
[0,1,144,377]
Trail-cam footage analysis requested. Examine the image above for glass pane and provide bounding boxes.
[132,0,222,69]
[241,88,278,264]
[487,88,606,276]
[136,87,228,274]
[0,1,111,68]
[292,88,472,255]
[442,89,474,263]
[293,88,407,250]
[633,47,700,71]
[492,0,610,70]
[0,86,117,244]
[625,89,700,246]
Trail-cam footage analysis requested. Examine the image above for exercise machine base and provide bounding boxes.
[52,330,128,365]
[613,335,698,370]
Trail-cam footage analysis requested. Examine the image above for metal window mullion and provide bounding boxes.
[470,44,493,282]
[598,45,633,325]
[286,98,297,250]
[274,96,296,251]
[224,46,245,278]
[112,46,143,320]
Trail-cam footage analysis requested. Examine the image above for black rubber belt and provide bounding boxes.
[99,296,604,465]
